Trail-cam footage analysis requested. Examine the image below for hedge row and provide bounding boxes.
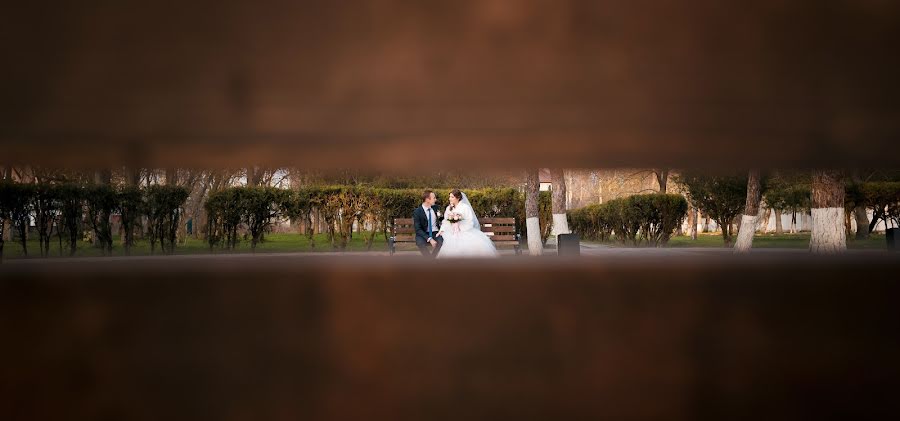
[567,194,688,246]
[204,186,553,251]
[0,181,189,260]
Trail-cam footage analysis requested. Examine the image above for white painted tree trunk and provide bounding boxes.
[734,169,761,253]
[550,214,570,235]
[547,169,569,246]
[810,207,847,253]
[733,214,758,252]
[526,217,542,256]
[525,168,543,256]
[810,170,846,253]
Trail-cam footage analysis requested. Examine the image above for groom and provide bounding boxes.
[414,190,443,258]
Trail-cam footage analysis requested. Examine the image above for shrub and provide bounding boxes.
[84,184,118,255]
[118,185,144,254]
[567,193,688,247]
[242,186,292,250]
[676,172,747,245]
[205,188,243,250]
[206,186,293,251]
[0,181,32,260]
[631,194,688,246]
[32,183,60,257]
[146,185,190,254]
[55,183,84,257]
[568,204,612,242]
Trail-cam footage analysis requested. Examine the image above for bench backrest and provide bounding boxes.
[391,218,416,243]
[478,217,519,245]
[391,217,518,245]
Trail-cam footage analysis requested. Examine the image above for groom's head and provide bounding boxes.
[422,190,436,207]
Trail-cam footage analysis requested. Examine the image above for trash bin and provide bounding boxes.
[888,228,899,251]
[558,233,581,256]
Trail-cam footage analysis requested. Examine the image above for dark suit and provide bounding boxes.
[414,205,443,258]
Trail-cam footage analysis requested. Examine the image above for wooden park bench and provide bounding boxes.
[389,217,522,255]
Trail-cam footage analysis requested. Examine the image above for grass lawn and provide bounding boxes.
[1,232,392,260]
[590,232,888,249]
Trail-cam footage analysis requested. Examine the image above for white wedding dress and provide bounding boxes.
[437,197,499,259]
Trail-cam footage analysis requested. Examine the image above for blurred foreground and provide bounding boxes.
[2,254,899,420]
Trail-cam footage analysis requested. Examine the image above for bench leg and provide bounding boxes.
[389,238,395,255]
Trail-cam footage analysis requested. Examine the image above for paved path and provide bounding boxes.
[3,243,892,267]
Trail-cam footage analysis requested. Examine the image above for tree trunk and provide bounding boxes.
[734,169,761,253]
[1,164,11,243]
[246,166,258,187]
[547,168,570,246]
[94,169,111,185]
[868,208,883,234]
[689,206,698,240]
[525,169,542,256]
[166,168,178,186]
[701,215,709,233]
[93,169,112,254]
[853,206,869,240]
[123,167,140,244]
[655,169,669,193]
[124,167,141,187]
[810,170,846,254]
[844,209,853,237]
[720,221,733,246]
[849,170,870,240]
[775,209,783,234]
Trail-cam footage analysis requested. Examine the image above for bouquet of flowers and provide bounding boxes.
[445,210,463,224]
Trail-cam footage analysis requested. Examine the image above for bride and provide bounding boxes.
[436,189,499,258]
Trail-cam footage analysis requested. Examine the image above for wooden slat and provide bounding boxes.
[489,235,518,241]
[480,217,516,224]
[392,235,416,242]
[393,218,414,224]
[392,241,420,246]
[393,227,415,234]
[480,226,516,233]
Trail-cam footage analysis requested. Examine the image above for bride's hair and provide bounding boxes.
[450,189,463,201]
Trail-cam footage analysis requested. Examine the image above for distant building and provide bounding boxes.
[539,168,552,192]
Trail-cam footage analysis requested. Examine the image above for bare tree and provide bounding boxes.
[246,166,259,187]
[124,167,141,187]
[165,168,178,186]
[810,170,846,253]
[734,169,762,253]
[654,168,669,193]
